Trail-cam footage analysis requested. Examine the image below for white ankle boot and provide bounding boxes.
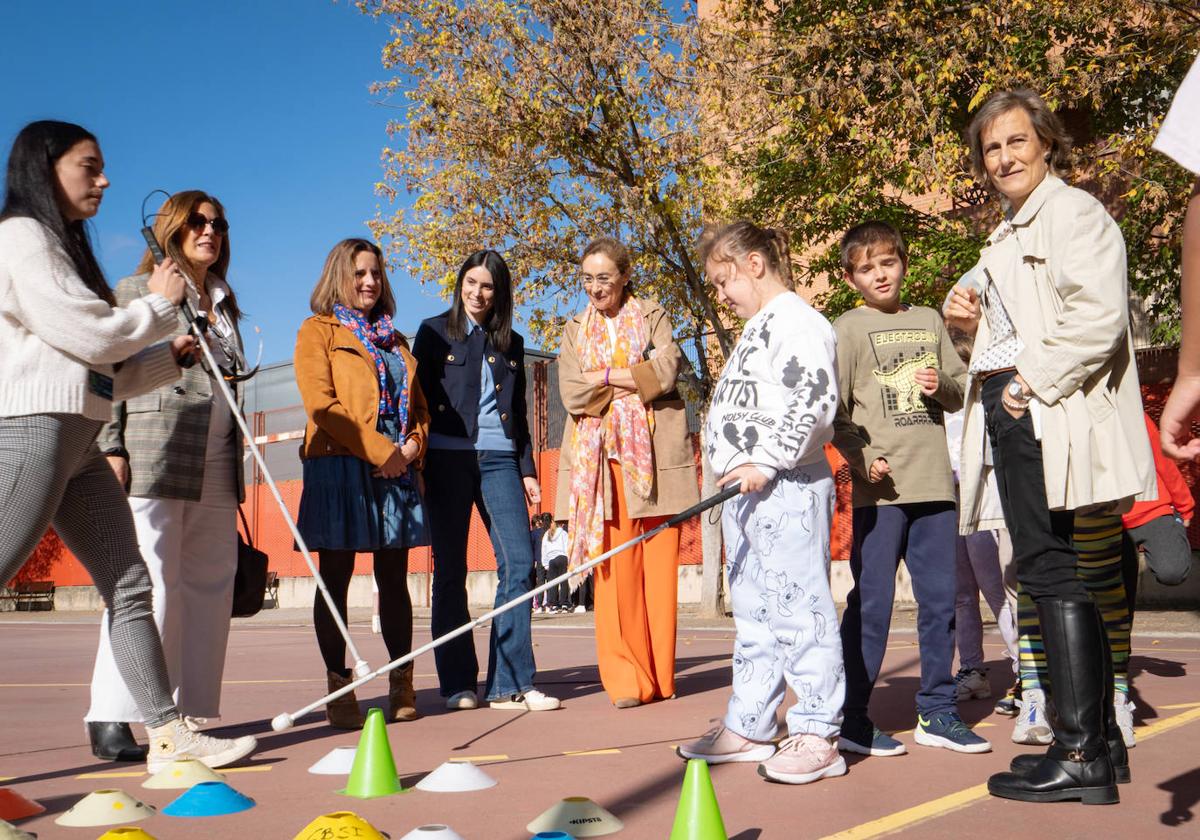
[145,716,257,773]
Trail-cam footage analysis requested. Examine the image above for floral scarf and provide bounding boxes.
[332,303,408,435]
[565,297,655,582]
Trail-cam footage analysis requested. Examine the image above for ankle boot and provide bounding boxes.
[1008,605,1130,784]
[326,671,365,730]
[389,665,420,722]
[87,721,147,762]
[988,599,1118,805]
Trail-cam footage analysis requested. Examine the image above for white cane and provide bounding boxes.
[271,482,741,730]
[141,225,371,677]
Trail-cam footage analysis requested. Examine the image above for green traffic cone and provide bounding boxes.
[339,708,404,798]
[669,759,727,840]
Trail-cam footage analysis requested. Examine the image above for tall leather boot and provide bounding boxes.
[326,671,365,730]
[1008,603,1130,784]
[988,599,1118,805]
[389,664,420,722]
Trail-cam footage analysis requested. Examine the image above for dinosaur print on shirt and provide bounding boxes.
[867,329,942,428]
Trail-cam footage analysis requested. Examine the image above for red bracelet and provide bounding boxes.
[604,367,611,386]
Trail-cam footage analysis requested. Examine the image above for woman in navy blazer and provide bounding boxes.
[413,250,560,712]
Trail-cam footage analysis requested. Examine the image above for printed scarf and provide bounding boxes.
[565,298,655,582]
[332,303,409,435]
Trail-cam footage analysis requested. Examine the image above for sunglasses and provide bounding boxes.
[185,212,229,235]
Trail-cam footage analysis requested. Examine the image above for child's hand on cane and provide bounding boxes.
[718,464,770,494]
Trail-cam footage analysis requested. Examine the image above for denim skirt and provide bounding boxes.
[297,455,430,551]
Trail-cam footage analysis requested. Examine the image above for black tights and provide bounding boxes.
[314,548,412,677]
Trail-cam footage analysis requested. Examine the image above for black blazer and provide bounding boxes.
[412,312,536,477]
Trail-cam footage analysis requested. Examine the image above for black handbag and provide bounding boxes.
[232,506,269,618]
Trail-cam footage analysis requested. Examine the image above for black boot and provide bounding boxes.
[87,721,148,762]
[1009,605,1130,783]
[988,599,1118,805]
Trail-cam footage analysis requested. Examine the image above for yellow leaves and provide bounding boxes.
[967,84,992,112]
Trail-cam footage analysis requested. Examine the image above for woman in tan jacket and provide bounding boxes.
[295,238,430,727]
[945,90,1154,806]
[556,236,699,707]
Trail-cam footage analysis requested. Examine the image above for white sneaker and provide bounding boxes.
[489,688,561,711]
[1114,690,1136,747]
[573,605,586,614]
[445,690,478,710]
[1011,688,1053,745]
[182,716,209,732]
[145,717,256,773]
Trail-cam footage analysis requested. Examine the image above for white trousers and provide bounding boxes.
[85,457,237,722]
[722,462,844,741]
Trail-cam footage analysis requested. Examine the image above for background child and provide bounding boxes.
[832,220,989,755]
[1122,412,1195,611]
[678,221,845,786]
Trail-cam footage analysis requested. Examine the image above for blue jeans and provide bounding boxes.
[840,501,958,719]
[425,449,536,700]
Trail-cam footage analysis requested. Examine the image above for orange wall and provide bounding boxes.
[13,440,855,586]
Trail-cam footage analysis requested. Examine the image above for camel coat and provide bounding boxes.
[957,175,1155,534]
[294,314,429,469]
[554,299,699,521]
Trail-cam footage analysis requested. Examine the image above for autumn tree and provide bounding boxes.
[360,0,737,387]
[704,0,1200,341]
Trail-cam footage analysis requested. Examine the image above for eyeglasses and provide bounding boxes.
[185,212,229,235]
[581,273,618,290]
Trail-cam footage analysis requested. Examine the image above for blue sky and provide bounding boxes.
[0,1,478,363]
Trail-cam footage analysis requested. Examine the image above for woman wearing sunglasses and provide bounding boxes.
[84,190,249,762]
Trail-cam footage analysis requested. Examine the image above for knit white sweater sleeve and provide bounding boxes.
[111,342,182,402]
[4,218,177,365]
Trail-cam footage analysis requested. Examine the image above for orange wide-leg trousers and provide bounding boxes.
[593,462,680,704]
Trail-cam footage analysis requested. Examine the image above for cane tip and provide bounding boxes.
[271,713,294,731]
[352,661,371,678]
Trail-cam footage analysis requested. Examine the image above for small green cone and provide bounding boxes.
[669,759,727,840]
[339,708,404,798]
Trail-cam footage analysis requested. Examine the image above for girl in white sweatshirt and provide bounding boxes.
[0,120,255,772]
[678,220,845,786]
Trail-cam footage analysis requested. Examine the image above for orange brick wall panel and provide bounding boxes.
[828,444,854,562]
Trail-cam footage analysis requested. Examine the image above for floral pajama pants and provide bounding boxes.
[721,462,845,741]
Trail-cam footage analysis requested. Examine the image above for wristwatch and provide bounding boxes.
[1006,379,1031,403]
[1002,378,1031,412]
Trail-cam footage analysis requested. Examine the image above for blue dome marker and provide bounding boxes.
[162,781,255,817]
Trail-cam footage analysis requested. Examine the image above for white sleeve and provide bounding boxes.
[112,342,181,401]
[754,318,840,480]
[7,220,177,365]
[1154,55,1200,174]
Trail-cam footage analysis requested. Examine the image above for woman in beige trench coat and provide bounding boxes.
[555,236,699,707]
[946,90,1154,807]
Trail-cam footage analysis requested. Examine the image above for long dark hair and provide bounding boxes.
[0,120,113,305]
[447,249,514,352]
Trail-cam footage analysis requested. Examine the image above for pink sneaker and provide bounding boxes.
[757,734,847,784]
[676,723,775,764]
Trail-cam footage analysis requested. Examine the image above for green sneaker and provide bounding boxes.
[915,711,991,754]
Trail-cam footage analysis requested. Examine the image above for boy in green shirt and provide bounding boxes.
[832,221,990,756]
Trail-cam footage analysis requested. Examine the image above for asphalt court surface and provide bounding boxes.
[2,609,1199,838]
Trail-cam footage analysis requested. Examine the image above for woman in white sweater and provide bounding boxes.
[0,120,256,772]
